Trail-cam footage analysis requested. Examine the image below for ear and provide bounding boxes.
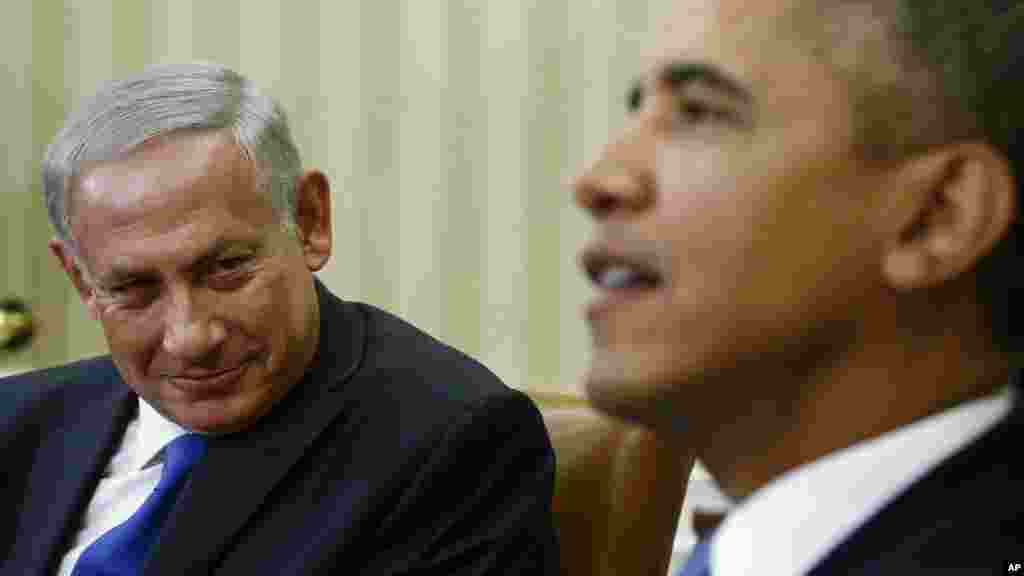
[293,170,332,271]
[48,239,102,321]
[880,143,1016,290]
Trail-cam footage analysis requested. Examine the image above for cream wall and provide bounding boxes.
[0,0,667,393]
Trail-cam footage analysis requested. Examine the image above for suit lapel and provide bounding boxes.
[9,362,135,576]
[149,282,367,575]
[808,392,1024,575]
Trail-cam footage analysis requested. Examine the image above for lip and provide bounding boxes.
[579,242,663,285]
[167,361,251,400]
[585,283,661,323]
[579,243,664,322]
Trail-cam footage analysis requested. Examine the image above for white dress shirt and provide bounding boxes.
[57,399,188,576]
[709,387,1014,576]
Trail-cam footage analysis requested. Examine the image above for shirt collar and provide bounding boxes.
[135,397,190,470]
[710,386,1014,575]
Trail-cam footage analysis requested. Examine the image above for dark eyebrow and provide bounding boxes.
[190,237,263,270]
[628,61,754,112]
[97,237,264,287]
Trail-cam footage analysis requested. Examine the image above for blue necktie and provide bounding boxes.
[72,433,207,576]
[677,539,712,576]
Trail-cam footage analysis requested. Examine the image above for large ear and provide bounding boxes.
[293,170,332,271]
[48,239,102,321]
[879,142,1016,290]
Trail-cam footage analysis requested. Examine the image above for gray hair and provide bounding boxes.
[41,61,301,254]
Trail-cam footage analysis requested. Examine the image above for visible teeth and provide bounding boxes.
[599,266,637,289]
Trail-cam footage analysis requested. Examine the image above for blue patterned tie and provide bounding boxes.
[677,539,712,576]
[71,433,207,576]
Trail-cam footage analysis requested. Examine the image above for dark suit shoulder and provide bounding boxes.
[353,302,514,407]
[811,398,1024,574]
[0,356,120,432]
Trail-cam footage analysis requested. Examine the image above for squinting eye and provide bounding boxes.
[214,256,250,272]
[98,280,156,309]
[107,280,141,295]
[679,100,731,124]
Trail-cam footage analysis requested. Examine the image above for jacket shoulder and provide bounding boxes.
[354,302,512,405]
[0,356,120,431]
[812,402,1024,573]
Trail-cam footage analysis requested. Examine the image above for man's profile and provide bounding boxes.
[574,0,1022,573]
[1,62,558,575]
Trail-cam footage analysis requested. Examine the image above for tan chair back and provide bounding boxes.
[528,391,694,576]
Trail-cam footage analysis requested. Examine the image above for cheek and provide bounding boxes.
[99,312,164,381]
[655,145,768,294]
[233,270,311,358]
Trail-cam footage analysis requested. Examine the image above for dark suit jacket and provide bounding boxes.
[0,281,559,575]
[808,392,1023,575]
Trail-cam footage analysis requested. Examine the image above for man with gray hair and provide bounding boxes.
[1,62,558,575]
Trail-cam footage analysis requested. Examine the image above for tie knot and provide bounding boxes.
[159,433,207,488]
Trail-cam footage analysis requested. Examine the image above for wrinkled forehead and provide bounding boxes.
[71,130,256,219]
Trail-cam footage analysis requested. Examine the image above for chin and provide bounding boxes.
[584,357,671,428]
[583,346,722,438]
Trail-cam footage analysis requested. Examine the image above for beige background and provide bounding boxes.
[0,0,670,393]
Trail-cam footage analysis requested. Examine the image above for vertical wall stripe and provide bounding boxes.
[280,0,324,172]
[525,2,570,391]
[30,0,69,368]
[357,1,402,312]
[0,0,36,371]
[111,0,151,76]
[479,1,530,389]
[394,1,446,338]
[316,1,364,300]
[149,0,194,64]
[238,0,282,94]
[438,3,485,358]
[192,0,242,70]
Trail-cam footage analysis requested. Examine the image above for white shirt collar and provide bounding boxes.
[710,386,1014,575]
[134,397,190,471]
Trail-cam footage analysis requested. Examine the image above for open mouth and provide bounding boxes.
[582,251,663,292]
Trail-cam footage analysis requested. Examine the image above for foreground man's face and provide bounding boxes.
[61,130,325,434]
[574,0,885,429]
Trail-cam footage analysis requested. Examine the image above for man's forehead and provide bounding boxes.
[73,130,253,216]
[641,0,823,86]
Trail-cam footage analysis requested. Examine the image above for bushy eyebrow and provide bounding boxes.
[96,236,265,287]
[628,60,754,113]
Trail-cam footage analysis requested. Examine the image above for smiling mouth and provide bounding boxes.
[166,361,253,398]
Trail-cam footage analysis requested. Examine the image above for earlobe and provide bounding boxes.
[883,248,930,290]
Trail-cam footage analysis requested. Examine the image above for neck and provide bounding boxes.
[690,301,1010,502]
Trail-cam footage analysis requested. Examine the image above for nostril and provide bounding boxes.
[590,195,620,219]
[575,178,620,219]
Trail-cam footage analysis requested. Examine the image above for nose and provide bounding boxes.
[573,121,656,219]
[161,287,227,361]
